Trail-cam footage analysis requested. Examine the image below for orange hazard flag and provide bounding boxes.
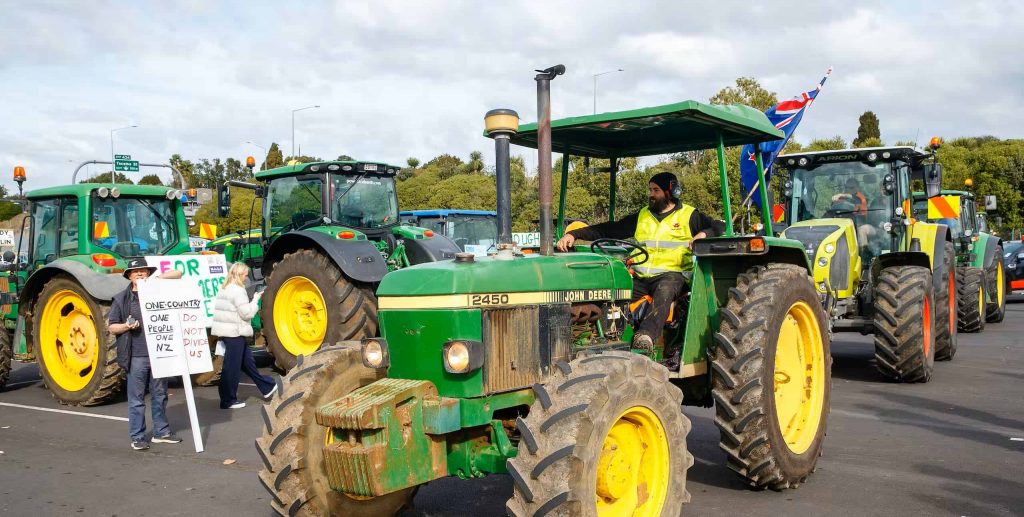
[93,221,110,238]
[772,203,786,223]
[927,195,961,219]
[199,223,217,240]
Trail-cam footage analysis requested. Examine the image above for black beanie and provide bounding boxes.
[649,172,679,199]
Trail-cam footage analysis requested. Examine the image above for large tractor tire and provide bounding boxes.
[957,267,986,333]
[191,331,223,387]
[985,247,1007,323]
[873,266,936,382]
[33,277,125,406]
[934,241,959,361]
[255,344,414,516]
[262,249,378,371]
[713,264,831,490]
[507,351,691,517]
[0,327,11,389]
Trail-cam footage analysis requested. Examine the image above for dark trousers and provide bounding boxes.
[219,336,275,408]
[127,356,170,442]
[632,272,688,340]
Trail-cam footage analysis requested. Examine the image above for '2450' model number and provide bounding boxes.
[470,294,510,306]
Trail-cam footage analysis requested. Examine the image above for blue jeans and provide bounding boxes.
[218,336,275,408]
[128,356,171,442]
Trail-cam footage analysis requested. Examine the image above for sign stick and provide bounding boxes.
[175,311,204,453]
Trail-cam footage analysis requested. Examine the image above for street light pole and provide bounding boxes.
[291,105,320,161]
[592,69,624,114]
[110,124,138,184]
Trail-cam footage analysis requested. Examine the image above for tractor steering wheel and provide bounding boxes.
[590,238,650,265]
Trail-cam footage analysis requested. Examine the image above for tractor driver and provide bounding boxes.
[555,172,719,364]
[831,177,868,216]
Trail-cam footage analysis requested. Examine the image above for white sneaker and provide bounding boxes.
[262,384,278,400]
[228,402,246,409]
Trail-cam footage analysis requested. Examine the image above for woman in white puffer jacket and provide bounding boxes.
[212,263,276,409]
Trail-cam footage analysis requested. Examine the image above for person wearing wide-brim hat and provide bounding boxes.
[109,258,182,451]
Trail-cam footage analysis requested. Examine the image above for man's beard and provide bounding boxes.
[649,197,670,212]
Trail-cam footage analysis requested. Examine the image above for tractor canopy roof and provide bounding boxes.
[506,100,784,158]
[774,146,931,168]
[27,183,175,200]
[401,209,496,217]
[256,160,402,180]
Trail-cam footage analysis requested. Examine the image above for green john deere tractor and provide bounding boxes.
[256,65,831,516]
[912,189,1006,334]
[0,163,194,404]
[215,160,460,370]
[775,143,956,378]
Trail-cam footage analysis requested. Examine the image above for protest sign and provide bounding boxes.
[145,254,227,326]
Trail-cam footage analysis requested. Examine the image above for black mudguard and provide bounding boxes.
[871,251,932,281]
[262,230,389,284]
[404,235,460,265]
[21,259,128,307]
[981,235,1002,269]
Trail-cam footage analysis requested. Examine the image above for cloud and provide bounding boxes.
[0,0,1022,192]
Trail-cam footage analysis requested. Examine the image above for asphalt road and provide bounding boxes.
[2,298,1023,516]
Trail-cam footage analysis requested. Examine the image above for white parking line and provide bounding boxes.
[0,402,128,422]
[3,380,40,388]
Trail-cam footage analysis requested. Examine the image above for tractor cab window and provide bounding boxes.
[330,174,399,229]
[59,201,80,257]
[31,199,60,264]
[265,176,323,231]
[447,215,497,251]
[91,196,179,257]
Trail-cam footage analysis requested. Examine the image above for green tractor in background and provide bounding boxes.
[215,160,460,370]
[256,66,831,516]
[775,142,955,381]
[0,164,194,404]
[912,189,1006,333]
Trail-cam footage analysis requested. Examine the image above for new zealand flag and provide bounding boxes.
[740,69,831,207]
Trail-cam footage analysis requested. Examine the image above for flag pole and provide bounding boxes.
[733,66,833,224]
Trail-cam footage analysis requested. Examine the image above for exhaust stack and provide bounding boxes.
[534,64,565,257]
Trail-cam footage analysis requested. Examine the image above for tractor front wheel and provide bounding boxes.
[255,345,415,516]
[957,267,986,333]
[934,241,958,361]
[0,326,11,389]
[33,277,124,405]
[262,249,378,371]
[713,264,831,489]
[506,351,691,517]
[985,248,1007,323]
[873,266,936,382]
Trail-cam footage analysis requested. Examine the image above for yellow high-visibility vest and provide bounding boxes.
[633,204,695,276]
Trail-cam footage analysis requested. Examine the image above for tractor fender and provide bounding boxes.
[261,230,388,284]
[21,259,128,309]
[976,233,1002,269]
[871,251,932,281]
[403,234,461,265]
[910,222,952,272]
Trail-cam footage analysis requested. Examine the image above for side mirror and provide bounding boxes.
[217,184,231,217]
[922,163,942,198]
[984,195,997,212]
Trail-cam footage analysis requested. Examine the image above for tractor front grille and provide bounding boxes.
[481,305,572,393]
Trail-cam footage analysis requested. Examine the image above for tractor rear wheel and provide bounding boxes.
[873,266,936,382]
[957,267,986,333]
[985,248,1007,323]
[255,344,415,516]
[934,242,958,361]
[262,249,378,371]
[0,326,11,389]
[33,277,125,406]
[713,264,831,490]
[506,351,691,517]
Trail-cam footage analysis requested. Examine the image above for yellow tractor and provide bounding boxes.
[775,142,955,382]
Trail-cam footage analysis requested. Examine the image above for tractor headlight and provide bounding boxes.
[883,222,893,232]
[819,282,827,292]
[361,338,389,369]
[867,152,878,162]
[110,187,120,198]
[97,187,110,198]
[824,243,835,254]
[818,257,829,267]
[798,157,809,166]
[443,340,484,373]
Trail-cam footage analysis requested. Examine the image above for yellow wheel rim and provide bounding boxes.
[595,406,670,517]
[38,290,100,392]
[773,301,826,455]
[978,285,984,318]
[273,276,327,357]
[997,266,1004,307]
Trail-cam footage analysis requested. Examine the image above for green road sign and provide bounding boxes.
[115,160,139,172]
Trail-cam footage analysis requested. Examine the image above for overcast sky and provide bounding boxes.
[2,0,1022,191]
